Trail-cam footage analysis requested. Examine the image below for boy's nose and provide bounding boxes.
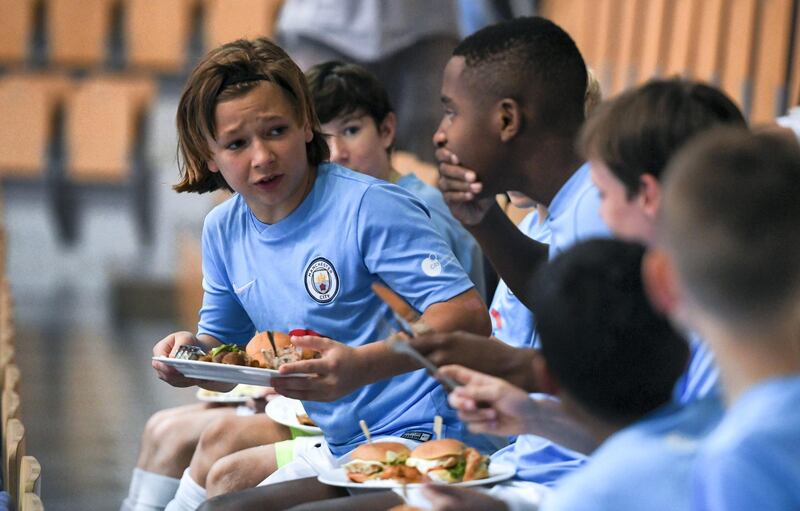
[251,140,274,168]
[432,127,447,148]
[329,138,349,164]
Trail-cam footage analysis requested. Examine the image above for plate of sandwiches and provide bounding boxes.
[196,384,268,403]
[153,331,315,387]
[265,396,323,435]
[318,439,514,489]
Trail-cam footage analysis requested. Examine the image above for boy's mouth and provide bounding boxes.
[254,174,283,191]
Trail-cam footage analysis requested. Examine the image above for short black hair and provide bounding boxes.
[662,128,800,325]
[579,79,746,197]
[453,16,587,134]
[530,239,689,423]
[305,61,393,126]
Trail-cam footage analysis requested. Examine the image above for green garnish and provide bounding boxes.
[209,344,243,357]
[448,459,466,480]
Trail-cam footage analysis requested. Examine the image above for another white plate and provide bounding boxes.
[265,396,323,434]
[153,356,311,387]
[196,384,267,403]
[317,463,515,489]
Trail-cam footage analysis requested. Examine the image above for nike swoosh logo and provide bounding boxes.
[233,279,256,294]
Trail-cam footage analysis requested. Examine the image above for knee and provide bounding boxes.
[142,408,174,446]
[196,415,241,458]
[205,456,241,497]
[140,411,200,473]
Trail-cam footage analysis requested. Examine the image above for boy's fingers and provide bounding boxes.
[437,162,475,181]
[277,357,326,375]
[438,175,473,194]
[442,191,475,203]
[456,407,498,423]
[290,335,333,352]
[438,364,480,384]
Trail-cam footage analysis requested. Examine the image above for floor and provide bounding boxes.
[5,90,213,510]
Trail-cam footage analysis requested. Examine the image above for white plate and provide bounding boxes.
[196,384,267,403]
[317,463,515,489]
[153,356,311,387]
[265,396,323,434]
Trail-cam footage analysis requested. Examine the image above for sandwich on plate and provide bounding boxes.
[342,442,422,483]
[405,439,490,483]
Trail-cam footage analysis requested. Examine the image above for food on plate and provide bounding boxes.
[342,442,422,483]
[196,384,266,401]
[246,331,321,369]
[296,413,317,427]
[405,439,490,483]
[198,344,260,367]
[191,332,322,370]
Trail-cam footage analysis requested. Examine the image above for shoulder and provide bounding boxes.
[318,162,384,190]
[203,194,247,234]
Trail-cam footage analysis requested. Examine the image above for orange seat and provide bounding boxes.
[46,0,115,68]
[719,0,758,116]
[203,0,283,49]
[0,0,37,66]
[65,75,156,182]
[749,0,794,122]
[123,0,196,72]
[0,73,73,178]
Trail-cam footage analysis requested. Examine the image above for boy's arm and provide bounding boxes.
[437,159,550,308]
[419,287,491,336]
[272,288,493,402]
[466,203,549,308]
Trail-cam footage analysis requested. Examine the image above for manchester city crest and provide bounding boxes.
[304,257,339,303]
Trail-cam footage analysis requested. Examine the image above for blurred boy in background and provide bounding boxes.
[650,129,800,511]
[307,60,485,298]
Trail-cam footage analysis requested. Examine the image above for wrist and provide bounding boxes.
[506,348,538,391]
[466,201,504,232]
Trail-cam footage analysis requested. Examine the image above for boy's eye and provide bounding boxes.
[226,139,245,150]
[268,126,287,136]
[342,125,360,137]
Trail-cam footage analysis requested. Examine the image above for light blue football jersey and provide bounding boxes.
[693,376,800,511]
[197,163,495,455]
[541,397,723,511]
[489,210,551,348]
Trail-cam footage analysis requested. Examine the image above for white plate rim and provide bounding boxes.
[153,356,311,386]
[265,395,323,434]
[316,463,515,489]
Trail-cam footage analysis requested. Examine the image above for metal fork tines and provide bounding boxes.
[174,345,207,360]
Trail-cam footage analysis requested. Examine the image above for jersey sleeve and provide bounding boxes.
[356,183,475,313]
[419,189,486,299]
[196,214,256,346]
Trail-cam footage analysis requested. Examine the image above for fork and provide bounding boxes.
[174,345,207,360]
[385,334,461,392]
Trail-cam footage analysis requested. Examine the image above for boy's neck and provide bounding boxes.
[700,316,800,404]
[515,134,584,206]
[563,395,631,445]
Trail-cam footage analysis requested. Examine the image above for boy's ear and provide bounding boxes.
[496,98,522,143]
[207,159,220,173]
[637,174,662,219]
[642,248,681,316]
[379,112,397,150]
[532,351,560,396]
[304,122,313,143]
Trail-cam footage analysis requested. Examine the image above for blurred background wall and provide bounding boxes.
[0,0,797,508]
